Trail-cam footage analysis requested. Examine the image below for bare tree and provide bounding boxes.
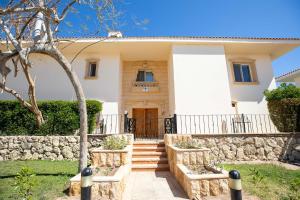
[0,0,119,171]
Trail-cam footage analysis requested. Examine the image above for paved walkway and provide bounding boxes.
[123,171,189,200]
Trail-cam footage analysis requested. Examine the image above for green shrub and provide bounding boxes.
[101,136,128,150]
[264,84,300,132]
[267,99,300,132]
[264,83,300,101]
[174,140,202,149]
[12,167,36,200]
[0,100,102,135]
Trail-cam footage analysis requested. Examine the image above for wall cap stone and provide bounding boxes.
[177,164,229,180]
[90,145,131,153]
[70,164,129,182]
[169,145,210,152]
[191,133,300,138]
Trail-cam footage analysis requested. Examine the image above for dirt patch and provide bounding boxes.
[93,166,117,176]
[187,164,222,175]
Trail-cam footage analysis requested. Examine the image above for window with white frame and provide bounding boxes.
[136,70,154,82]
[232,63,256,83]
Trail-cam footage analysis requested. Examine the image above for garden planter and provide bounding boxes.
[69,164,130,200]
[166,145,210,175]
[90,145,132,167]
[176,164,229,199]
[166,144,229,199]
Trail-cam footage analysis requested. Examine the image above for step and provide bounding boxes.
[133,141,165,147]
[133,146,166,152]
[132,157,168,164]
[132,164,169,171]
[132,151,167,158]
[133,144,165,148]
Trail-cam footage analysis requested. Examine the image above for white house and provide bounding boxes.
[276,68,300,87]
[1,34,300,137]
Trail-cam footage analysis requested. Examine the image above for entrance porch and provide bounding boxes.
[121,60,171,139]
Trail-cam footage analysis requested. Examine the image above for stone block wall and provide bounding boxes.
[91,145,132,167]
[164,133,300,162]
[69,164,131,200]
[167,145,210,174]
[0,134,134,161]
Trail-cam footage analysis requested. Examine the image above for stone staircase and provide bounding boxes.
[132,141,169,171]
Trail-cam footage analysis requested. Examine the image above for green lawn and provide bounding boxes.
[223,164,300,200]
[0,160,78,200]
[0,161,299,200]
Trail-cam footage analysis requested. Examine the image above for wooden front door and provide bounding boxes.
[132,108,158,138]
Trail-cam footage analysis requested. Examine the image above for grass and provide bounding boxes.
[1,161,299,200]
[223,164,300,200]
[0,160,78,200]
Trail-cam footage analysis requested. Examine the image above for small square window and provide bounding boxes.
[136,70,154,82]
[232,62,256,83]
[85,61,98,79]
[89,63,97,77]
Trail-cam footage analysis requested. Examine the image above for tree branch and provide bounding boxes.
[0,18,22,52]
[17,11,39,40]
[0,82,32,110]
[0,6,45,15]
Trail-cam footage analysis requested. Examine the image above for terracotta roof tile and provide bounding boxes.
[276,68,300,80]
[57,35,300,41]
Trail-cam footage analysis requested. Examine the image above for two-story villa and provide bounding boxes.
[1,34,300,137]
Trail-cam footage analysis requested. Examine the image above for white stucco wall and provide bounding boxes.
[0,53,121,115]
[168,53,175,115]
[226,54,276,114]
[171,45,234,115]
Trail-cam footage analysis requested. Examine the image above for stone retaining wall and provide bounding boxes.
[165,133,300,162]
[0,134,133,161]
[69,164,131,200]
[91,145,132,167]
[167,145,210,174]
[176,164,229,199]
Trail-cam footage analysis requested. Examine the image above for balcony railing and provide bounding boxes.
[132,81,159,87]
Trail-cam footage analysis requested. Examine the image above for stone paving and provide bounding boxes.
[123,171,189,200]
[57,171,261,200]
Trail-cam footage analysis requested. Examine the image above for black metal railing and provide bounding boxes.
[92,114,124,134]
[124,115,176,139]
[91,113,296,135]
[164,114,177,134]
[175,114,297,134]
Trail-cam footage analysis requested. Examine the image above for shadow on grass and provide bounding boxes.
[0,173,76,179]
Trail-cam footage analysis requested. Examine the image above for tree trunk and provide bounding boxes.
[49,47,88,171]
[33,109,44,128]
[7,45,89,171]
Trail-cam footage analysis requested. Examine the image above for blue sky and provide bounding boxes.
[1,0,300,77]
[118,0,300,77]
[65,0,300,77]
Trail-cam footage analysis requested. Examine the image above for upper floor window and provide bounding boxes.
[85,60,99,79]
[136,70,154,82]
[231,61,258,84]
[233,63,252,82]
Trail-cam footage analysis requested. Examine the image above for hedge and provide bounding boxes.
[267,99,300,132]
[0,100,102,135]
[265,84,300,132]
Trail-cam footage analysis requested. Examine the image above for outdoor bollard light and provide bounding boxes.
[81,167,93,200]
[229,170,242,200]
